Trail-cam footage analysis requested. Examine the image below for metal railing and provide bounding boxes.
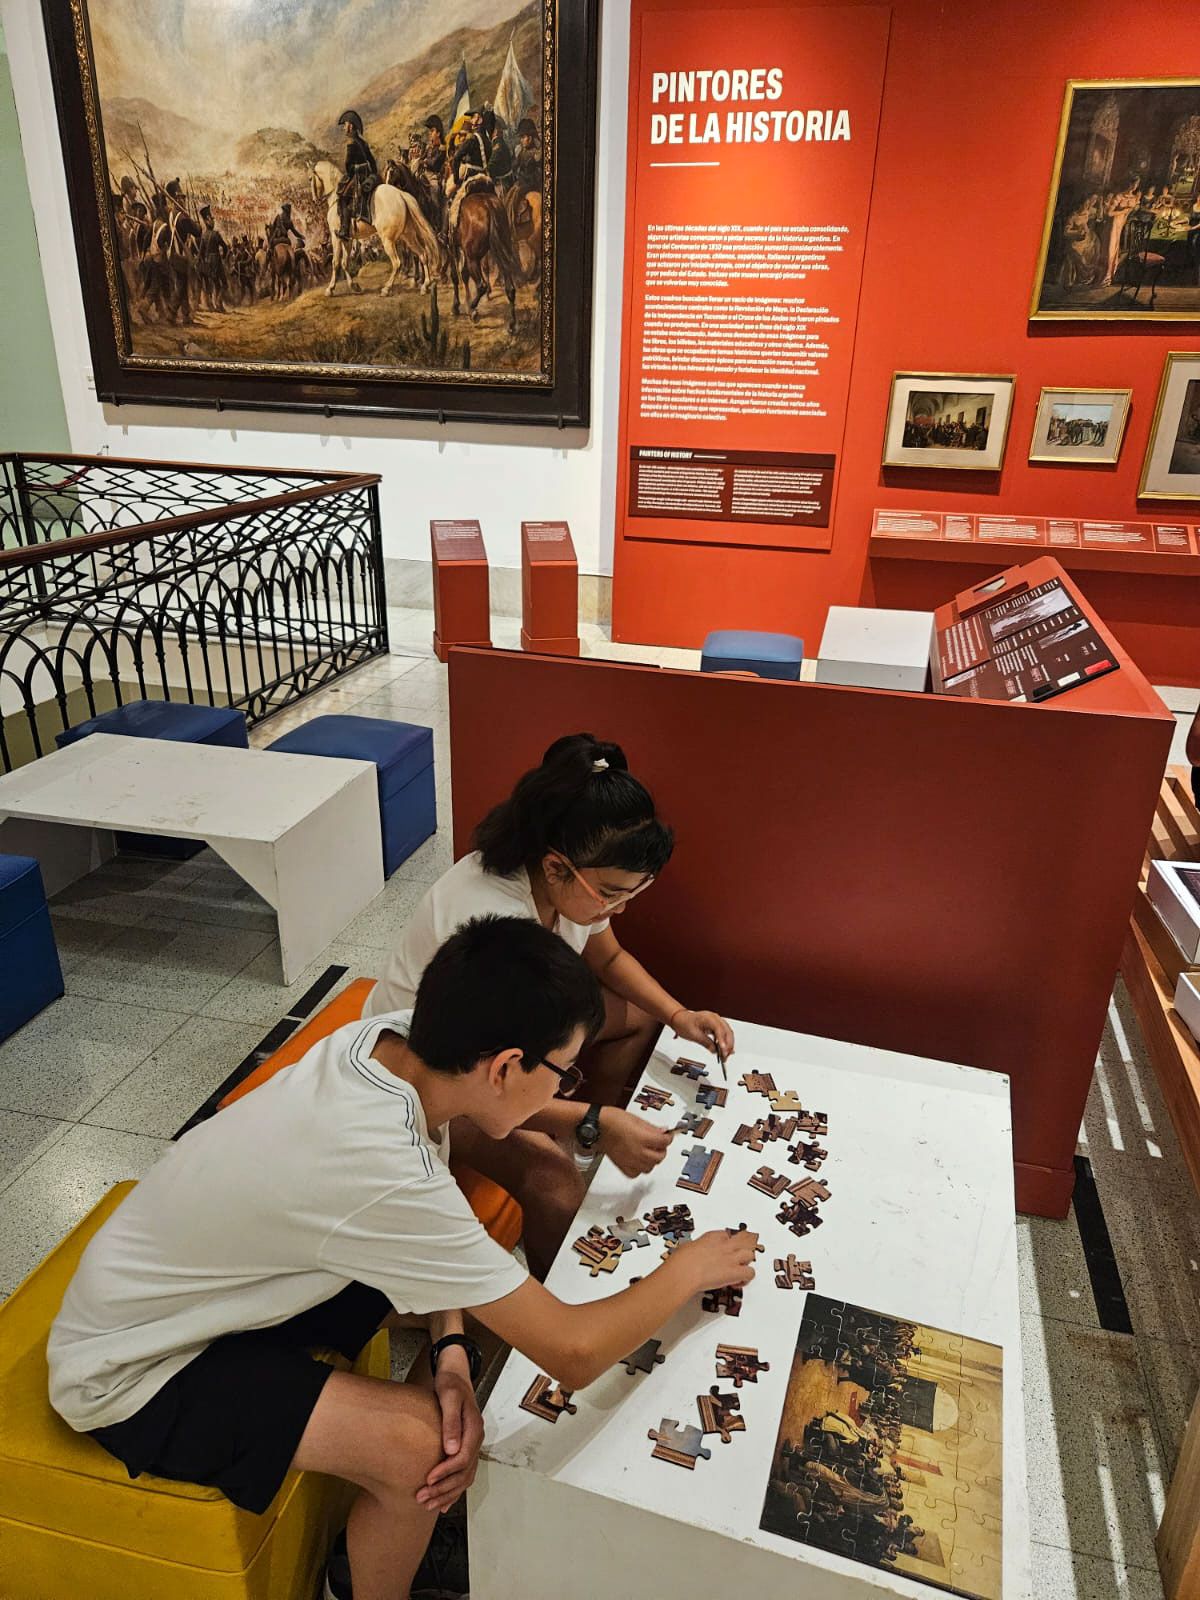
[0,453,388,772]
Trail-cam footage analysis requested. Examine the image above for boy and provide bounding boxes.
[49,916,756,1600]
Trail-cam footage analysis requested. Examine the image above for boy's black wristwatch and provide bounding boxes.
[575,1104,604,1152]
[429,1334,483,1382]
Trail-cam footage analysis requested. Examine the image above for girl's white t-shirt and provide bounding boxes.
[364,851,607,1017]
[48,1012,527,1433]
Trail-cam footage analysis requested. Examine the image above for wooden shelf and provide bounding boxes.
[869,534,1200,578]
[1120,768,1200,1600]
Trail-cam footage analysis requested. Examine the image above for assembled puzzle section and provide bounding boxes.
[759,1294,1003,1600]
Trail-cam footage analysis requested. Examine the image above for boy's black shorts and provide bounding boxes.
[89,1281,391,1514]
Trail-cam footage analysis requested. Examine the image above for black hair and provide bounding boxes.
[472,732,675,880]
[408,914,604,1075]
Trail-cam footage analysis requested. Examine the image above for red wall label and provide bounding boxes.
[617,3,890,554]
[870,508,1198,557]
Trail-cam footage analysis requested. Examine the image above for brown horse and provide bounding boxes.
[455,191,520,333]
[505,187,542,286]
[269,242,295,301]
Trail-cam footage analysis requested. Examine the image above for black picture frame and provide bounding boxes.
[40,0,597,425]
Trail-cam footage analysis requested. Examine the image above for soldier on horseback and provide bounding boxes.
[422,115,448,184]
[512,118,542,195]
[336,109,379,241]
[266,202,305,249]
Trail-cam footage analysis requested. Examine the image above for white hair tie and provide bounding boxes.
[592,758,609,772]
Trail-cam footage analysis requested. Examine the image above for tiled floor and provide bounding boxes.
[1,612,1197,1600]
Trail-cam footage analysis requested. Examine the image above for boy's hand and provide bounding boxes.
[669,1228,759,1294]
[419,1353,484,1513]
[599,1108,673,1177]
[671,1009,735,1059]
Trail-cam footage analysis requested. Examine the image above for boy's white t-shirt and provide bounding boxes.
[364,851,607,1017]
[48,1012,527,1433]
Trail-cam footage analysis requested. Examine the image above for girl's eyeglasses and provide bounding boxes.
[549,851,655,910]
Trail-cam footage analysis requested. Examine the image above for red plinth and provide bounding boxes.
[431,520,491,664]
[521,520,579,657]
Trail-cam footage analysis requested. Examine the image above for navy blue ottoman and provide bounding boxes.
[700,629,805,682]
[57,700,249,859]
[266,715,436,879]
[0,856,64,1042]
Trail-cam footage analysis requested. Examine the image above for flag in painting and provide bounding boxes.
[493,35,532,132]
[450,59,471,128]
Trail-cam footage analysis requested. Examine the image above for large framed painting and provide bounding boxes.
[1031,78,1200,321]
[1140,351,1200,500]
[40,0,598,424]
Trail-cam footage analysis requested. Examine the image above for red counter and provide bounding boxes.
[448,565,1173,1217]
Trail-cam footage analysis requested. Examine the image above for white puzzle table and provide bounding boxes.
[0,733,383,984]
[470,1018,1031,1600]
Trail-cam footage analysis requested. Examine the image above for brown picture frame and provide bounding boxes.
[39,0,598,425]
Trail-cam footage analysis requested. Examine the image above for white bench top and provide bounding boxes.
[0,733,375,845]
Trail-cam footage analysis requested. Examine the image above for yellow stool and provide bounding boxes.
[0,1182,388,1600]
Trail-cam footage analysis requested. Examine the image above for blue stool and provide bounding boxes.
[266,716,436,879]
[57,700,249,859]
[700,630,805,682]
[0,856,64,1042]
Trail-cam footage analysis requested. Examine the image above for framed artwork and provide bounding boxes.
[1139,352,1200,500]
[1028,387,1131,465]
[1030,78,1200,322]
[882,374,1016,472]
[40,0,598,424]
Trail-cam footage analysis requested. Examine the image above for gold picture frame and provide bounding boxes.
[882,372,1016,472]
[1030,77,1200,322]
[1139,352,1200,500]
[1028,386,1132,465]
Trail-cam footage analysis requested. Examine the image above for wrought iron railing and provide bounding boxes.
[0,453,388,772]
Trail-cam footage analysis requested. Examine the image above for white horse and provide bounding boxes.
[310,160,440,298]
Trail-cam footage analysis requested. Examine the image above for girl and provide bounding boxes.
[364,732,735,1276]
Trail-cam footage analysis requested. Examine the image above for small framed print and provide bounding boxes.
[883,373,1016,472]
[1029,387,1131,465]
[1140,353,1200,500]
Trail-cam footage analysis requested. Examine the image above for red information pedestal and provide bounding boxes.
[430,520,491,664]
[520,521,579,657]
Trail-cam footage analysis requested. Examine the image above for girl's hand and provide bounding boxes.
[670,1009,735,1059]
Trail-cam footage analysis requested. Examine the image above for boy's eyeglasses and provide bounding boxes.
[549,851,654,910]
[539,1057,584,1099]
[484,1049,583,1099]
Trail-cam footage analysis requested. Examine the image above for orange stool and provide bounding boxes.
[219,979,524,1251]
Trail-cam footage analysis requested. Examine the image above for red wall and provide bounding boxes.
[614,0,1200,682]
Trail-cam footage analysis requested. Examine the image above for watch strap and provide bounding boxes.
[429,1333,482,1382]
[576,1103,603,1147]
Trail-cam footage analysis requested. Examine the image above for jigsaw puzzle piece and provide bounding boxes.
[697,1385,744,1443]
[648,1418,712,1469]
[611,1215,650,1251]
[620,1338,666,1376]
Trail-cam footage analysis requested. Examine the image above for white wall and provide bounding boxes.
[0,1,630,578]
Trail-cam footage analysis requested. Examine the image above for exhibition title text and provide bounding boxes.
[650,68,851,144]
